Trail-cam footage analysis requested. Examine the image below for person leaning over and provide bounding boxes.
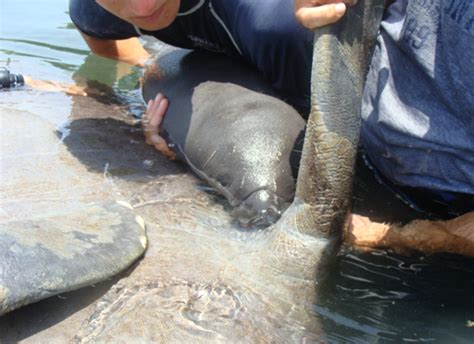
[66,0,473,255]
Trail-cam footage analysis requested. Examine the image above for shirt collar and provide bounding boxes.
[177,0,206,16]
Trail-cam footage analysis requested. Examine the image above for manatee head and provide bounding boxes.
[231,188,291,228]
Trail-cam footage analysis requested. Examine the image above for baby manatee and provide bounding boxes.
[142,50,305,228]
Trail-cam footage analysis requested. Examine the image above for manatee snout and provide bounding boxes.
[231,188,290,228]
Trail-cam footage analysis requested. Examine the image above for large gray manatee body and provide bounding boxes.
[142,50,306,227]
[0,109,147,316]
[1,1,384,341]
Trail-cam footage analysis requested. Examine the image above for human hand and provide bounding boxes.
[142,93,177,160]
[346,212,474,257]
[294,0,351,30]
[346,214,391,247]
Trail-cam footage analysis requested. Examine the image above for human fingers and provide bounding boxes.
[144,93,165,125]
[148,94,169,129]
[143,93,165,134]
[143,95,160,143]
[295,1,347,30]
[345,214,390,246]
[65,85,88,96]
[142,94,176,159]
[145,128,176,160]
[152,135,177,160]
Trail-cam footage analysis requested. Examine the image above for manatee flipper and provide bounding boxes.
[0,201,147,315]
[0,108,147,315]
[142,51,305,227]
[293,0,385,236]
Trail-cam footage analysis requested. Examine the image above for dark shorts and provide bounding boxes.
[352,152,473,225]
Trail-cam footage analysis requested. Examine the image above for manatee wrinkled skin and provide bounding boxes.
[293,0,385,239]
[263,0,385,292]
[142,51,305,227]
[142,0,385,276]
[0,110,148,316]
[90,1,385,335]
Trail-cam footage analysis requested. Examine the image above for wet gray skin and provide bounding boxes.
[142,50,306,228]
[0,0,384,341]
[0,109,147,316]
[141,0,386,296]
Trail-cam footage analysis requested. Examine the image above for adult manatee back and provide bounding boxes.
[140,0,385,320]
[139,0,385,333]
[142,50,305,227]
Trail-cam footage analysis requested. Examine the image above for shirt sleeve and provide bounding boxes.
[69,0,139,40]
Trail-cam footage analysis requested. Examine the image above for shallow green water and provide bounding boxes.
[1,1,473,342]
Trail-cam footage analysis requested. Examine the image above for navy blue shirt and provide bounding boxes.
[70,0,474,215]
[69,0,314,114]
[361,1,474,199]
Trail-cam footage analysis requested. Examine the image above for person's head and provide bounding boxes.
[95,0,181,31]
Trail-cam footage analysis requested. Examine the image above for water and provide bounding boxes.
[1,1,473,342]
[320,250,474,343]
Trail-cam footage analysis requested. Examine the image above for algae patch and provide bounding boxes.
[2,204,122,259]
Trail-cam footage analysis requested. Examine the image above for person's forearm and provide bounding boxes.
[381,218,474,256]
[23,75,88,96]
[81,34,150,67]
[347,212,474,256]
[23,35,150,95]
